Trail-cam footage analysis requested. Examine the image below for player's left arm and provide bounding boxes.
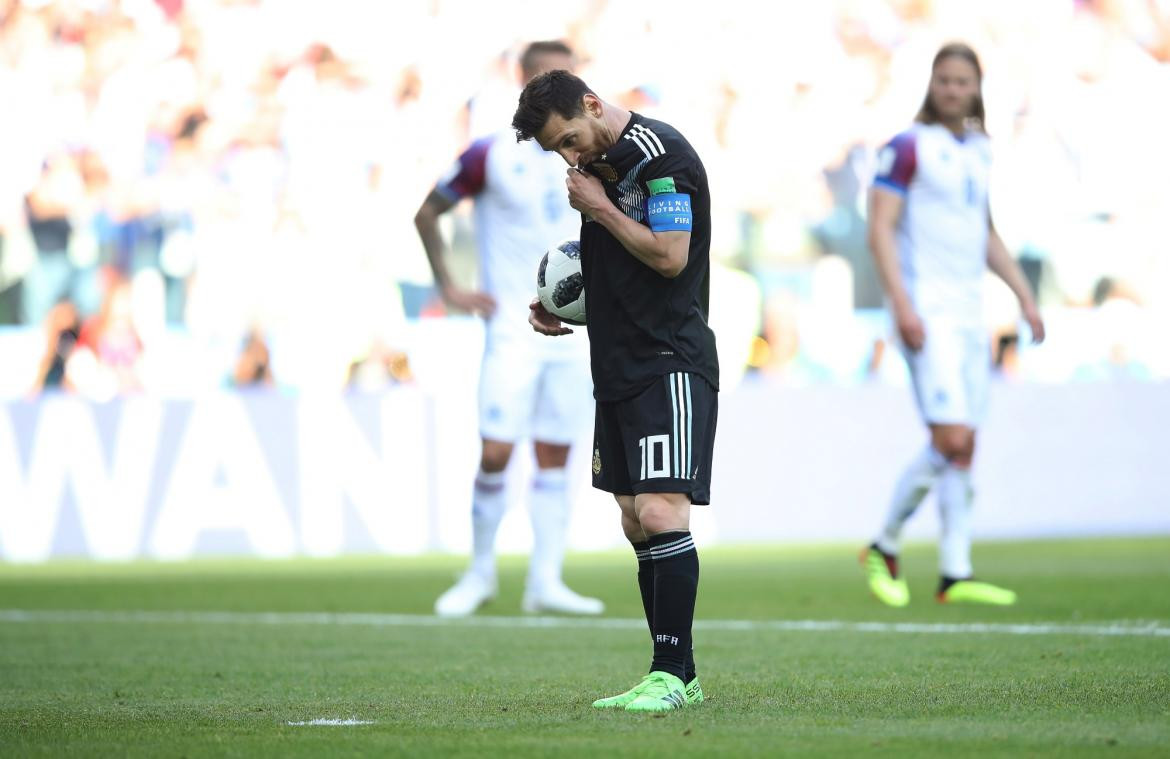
[986,214,1046,344]
[565,160,693,278]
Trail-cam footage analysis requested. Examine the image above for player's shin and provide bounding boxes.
[470,468,508,579]
[633,541,654,632]
[876,445,946,555]
[647,530,699,681]
[938,464,973,580]
[527,467,569,591]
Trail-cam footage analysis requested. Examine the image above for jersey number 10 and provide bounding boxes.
[638,434,671,480]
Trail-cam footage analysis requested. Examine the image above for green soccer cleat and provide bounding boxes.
[684,676,704,705]
[861,545,910,607]
[625,671,687,713]
[593,674,703,710]
[592,674,654,709]
[938,579,1018,606]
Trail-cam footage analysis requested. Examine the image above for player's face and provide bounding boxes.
[534,95,610,169]
[928,56,980,122]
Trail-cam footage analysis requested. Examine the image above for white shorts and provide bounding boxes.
[478,331,593,445]
[902,319,990,427]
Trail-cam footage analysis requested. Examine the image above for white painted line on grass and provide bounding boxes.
[286,719,375,726]
[0,609,1167,638]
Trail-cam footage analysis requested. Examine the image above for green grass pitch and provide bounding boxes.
[1,537,1168,757]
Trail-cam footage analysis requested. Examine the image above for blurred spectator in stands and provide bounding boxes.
[67,276,143,399]
[753,293,833,385]
[231,329,275,388]
[31,299,81,393]
[1073,277,1153,381]
[347,339,413,392]
[23,152,84,325]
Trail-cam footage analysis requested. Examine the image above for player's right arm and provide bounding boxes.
[413,141,497,317]
[869,134,924,351]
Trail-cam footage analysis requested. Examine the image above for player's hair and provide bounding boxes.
[519,40,574,78]
[512,70,595,143]
[916,42,987,133]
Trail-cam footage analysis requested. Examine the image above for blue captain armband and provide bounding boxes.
[646,193,693,232]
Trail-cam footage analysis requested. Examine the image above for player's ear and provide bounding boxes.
[583,93,602,119]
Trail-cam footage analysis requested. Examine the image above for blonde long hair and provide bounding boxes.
[915,42,987,134]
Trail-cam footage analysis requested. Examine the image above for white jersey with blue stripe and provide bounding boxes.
[436,130,582,342]
[873,123,992,326]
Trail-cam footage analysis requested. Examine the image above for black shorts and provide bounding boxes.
[592,372,718,505]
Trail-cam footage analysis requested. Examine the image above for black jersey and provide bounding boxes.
[579,113,719,402]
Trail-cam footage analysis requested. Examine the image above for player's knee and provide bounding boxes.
[933,428,975,465]
[634,496,688,535]
[620,514,644,542]
[533,441,570,469]
[479,441,513,473]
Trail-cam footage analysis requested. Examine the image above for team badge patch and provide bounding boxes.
[591,162,619,182]
[646,177,676,195]
[592,448,602,475]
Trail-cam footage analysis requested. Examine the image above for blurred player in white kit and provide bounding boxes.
[862,43,1046,607]
[414,41,601,616]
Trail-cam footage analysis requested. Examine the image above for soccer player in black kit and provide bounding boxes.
[513,71,718,713]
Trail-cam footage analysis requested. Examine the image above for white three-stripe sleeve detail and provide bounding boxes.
[623,134,652,161]
[628,129,659,158]
[634,124,666,155]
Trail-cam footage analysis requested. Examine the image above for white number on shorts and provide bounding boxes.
[638,434,671,480]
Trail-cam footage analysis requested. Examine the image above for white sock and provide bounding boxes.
[938,464,974,579]
[469,468,507,579]
[875,445,946,555]
[526,467,569,594]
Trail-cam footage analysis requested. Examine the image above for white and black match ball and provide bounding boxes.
[536,239,586,326]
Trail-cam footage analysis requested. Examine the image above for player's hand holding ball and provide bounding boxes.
[532,239,586,336]
[529,298,574,336]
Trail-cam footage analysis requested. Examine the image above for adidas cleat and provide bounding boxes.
[684,676,704,705]
[594,674,703,710]
[433,572,497,618]
[592,674,654,709]
[625,671,687,713]
[860,545,910,607]
[522,581,604,615]
[938,579,1017,606]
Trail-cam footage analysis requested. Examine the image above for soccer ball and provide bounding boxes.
[536,239,586,325]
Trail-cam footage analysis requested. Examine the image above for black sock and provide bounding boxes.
[647,530,699,682]
[633,541,654,633]
[938,575,972,594]
[634,540,696,682]
[869,542,900,578]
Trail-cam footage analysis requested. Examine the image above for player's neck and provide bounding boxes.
[601,102,632,150]
[941,116,966,138]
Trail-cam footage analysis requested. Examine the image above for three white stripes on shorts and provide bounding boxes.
[667,372,693,480]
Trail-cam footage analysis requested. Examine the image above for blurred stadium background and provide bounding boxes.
[1,0,1169,562]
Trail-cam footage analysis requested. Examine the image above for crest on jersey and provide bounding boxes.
[592,162,619,182]
[592,448,602,475]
